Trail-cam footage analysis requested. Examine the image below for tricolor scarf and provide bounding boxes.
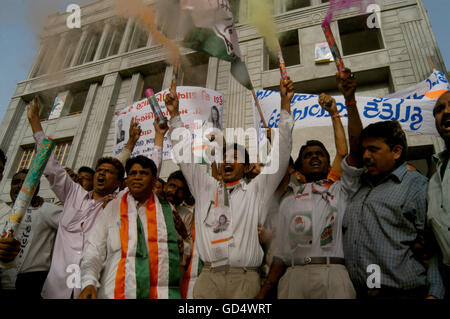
[180,213,203,299]
[114,191,181,299]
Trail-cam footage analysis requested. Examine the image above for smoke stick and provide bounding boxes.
[145,88,168,130]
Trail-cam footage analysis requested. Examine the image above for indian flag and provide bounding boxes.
[181,0,253,90]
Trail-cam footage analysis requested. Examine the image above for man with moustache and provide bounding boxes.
[427,90,450,298]
[78,156,181,299]
[166,78,294,298]
[26,96,140,299]
[341,70,445,299]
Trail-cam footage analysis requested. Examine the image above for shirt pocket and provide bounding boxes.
[107,223,122,253]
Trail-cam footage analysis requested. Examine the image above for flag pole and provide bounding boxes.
[249,76,268,129]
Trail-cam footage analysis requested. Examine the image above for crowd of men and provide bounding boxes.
[0,68,448,300]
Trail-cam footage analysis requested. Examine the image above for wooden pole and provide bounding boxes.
[427,56,436,70]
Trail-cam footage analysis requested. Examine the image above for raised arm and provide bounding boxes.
[256,78,294,223]
[27,96,77,204]
[337,68,362,168]
[165,93,216,202]
[318,93,348,177]
[152,118,168,178]
[116,118,142,167]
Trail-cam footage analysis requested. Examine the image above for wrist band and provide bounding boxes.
[331,114,342,119]
[346,100,357,107]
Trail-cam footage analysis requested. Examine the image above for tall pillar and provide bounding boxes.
[94,22,112,61]
[118,18,135,54]
[70,27,90,67]
[49,33,69,73]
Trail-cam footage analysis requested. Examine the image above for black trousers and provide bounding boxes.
[15,271,49,299]
[355,285,428,300]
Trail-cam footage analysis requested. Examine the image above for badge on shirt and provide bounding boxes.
[289,211,313,248]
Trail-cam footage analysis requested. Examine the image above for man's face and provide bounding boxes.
[93,163,121,196]
[10,173,28,202]
[78,172,94,192]
[361,137,402,178]
[153,180,165,198]
[164,178,185,206]
[434,92,450,142]
[299,146,329,180]
[127,163,154,200]
[220,149,248,183]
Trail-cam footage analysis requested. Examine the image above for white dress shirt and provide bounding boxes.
[169,110,293,267]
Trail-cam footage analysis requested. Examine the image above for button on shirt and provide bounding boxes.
[427,151,450,266]
[169,110,293,268]
[274,161,363,265]
[342,161,445,298]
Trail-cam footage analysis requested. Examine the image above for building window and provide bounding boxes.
[141,62,167,98]
[77,31,101,65]
[338,14,384,56]
[286,0,310,11]
[128,22,149,51]
[100,22,126,59]
[180,53,209,87]
[265,29,300,70]
[67,90,89,115]
[17,140,72,173]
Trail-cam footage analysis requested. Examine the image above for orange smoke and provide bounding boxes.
[114,0,180,64]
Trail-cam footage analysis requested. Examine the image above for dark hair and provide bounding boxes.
[223,143,250,165]
[289,156,294,168]
[168,170,188,193]
[96,157,125,182]
[0,148,6,166]
[360,120,407,163]
[294,140,330,171]
[78,166,95,176]
[125,155,157,178]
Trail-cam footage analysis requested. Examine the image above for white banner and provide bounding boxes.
[253,70,450,143]
[114,86,224,160]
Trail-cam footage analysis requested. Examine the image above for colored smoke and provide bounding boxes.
[323,0,375,26]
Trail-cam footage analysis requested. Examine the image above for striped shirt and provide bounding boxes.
[342,161,445,298]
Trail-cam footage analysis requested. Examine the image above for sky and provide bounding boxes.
[0,0,448,122]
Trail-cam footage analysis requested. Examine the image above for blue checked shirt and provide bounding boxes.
[342,160,445,299]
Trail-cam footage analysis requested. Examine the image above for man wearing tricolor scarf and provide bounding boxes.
[257,84,362,299]
[79,156,181,299]
[166,79,294,299]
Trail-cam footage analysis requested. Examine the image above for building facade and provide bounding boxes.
[0,0,447,202]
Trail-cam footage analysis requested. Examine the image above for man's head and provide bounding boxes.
[220,143,250,183]
[64,167,78,183]
[153,178,165,198]
[10,169,40,203]
[125,156,157,202]
[165,170,188,206]
[78,166,95,192]
[94,157,124,197]
[0,148,6,182]
[433,90,450,146]
[294,140,331,182]
[359,120,407,179]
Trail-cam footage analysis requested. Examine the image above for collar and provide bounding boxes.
[224,179,247,191]
[362,162,409,186]
[432,150,450,165]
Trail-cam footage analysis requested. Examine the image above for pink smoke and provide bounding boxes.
[322,0,375,26]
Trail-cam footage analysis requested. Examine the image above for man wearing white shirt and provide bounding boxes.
[0,170,61,298]
[26,96,143,299]
[79,156,181,299]
[165,78,294,298]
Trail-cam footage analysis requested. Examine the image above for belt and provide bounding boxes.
[202,262,259,273]
[291,257,345,266]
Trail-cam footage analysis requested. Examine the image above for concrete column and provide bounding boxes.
[206,57,219,89]
[118,18,135,55]
[49,33,69,73]
[70,27,90,67]
[27,43,47,79]
[0,98,26,152]
[94,22,112,61]
[77,73,122,168]
[126,73,144,105]
[162,65,174,89]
